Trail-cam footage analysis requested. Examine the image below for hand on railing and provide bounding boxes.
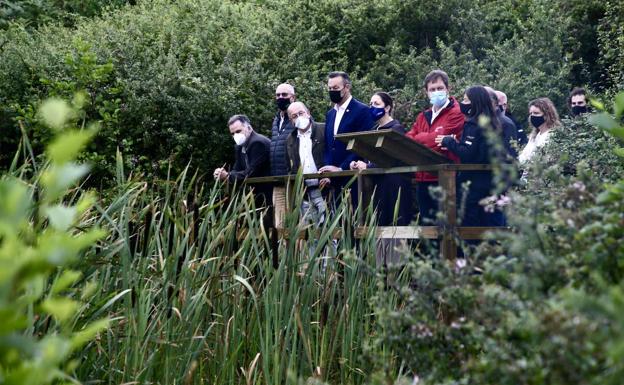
[318,165,342,173]
[349,160,368,170]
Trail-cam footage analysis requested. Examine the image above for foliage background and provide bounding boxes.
[0,0,620,185]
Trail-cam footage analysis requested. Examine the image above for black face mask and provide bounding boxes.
[329,90,343,104]
[530,115,545,129]
[571,105,588,116]
[459,102,472,116]
[276,98,291,111]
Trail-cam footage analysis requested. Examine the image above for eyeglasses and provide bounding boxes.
[290,111,307,120]
[275,92,291,98]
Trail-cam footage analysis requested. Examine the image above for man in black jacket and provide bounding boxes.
[271,83,296,229]
[213,114,271,205]
[285,102,329,225]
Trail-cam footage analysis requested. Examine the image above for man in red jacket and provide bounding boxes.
[406,69,464,225]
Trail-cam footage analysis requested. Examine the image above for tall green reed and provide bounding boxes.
[74,162,388,385]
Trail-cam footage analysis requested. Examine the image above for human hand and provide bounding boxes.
[318,165,341,173]
[213,167,228,181]
[319,178,331,189]
[350,160,367,170]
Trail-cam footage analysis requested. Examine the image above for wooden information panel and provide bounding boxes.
[334,129,450,168]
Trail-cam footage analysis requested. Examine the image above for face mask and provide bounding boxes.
[295,116,310,130]
[429,90,448,108]
[233,132,247,146]
[276,98,291,111]
[571,105,588,116]
[459,102,472,116]
[369,106,386,121]
[329,90,343,104]
[530,115,545,129]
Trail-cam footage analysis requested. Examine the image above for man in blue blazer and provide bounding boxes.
[319,71,374,174]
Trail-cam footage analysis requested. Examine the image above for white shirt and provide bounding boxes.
[333,95,352,136]
[430,98,450,123]
[298,127,319,186]
[519,129,552,164]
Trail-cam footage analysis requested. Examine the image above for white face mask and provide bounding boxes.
[295,116,310,130]
[233,132,247,146]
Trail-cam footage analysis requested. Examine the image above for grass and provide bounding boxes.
[68,162,398,385]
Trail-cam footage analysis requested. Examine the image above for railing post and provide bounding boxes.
[438,168,457,260]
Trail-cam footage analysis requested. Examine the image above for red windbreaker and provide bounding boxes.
[406,97,464,182]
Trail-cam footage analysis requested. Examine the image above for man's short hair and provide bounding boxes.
[328,71,351,86]
[423,69,450,89]
[228,114,252,128]
[568,87,587,105]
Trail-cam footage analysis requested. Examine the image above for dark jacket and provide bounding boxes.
[285,121,325,174]
[324,97,374,170]
[498,110,519,159]
[270,112,295,176]
[369,119,413,226]
[228,131,271,183]
[506,110,528,146]
[441,118,492,189]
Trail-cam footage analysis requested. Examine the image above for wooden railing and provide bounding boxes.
[244,164,509,260]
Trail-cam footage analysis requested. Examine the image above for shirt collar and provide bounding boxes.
[334,95,352,111]
[297,127,312,138]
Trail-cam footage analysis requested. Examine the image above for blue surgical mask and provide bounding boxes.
[429,91,448,108]
[369,106,386,121]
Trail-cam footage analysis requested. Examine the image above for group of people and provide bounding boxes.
[213,69,589,234]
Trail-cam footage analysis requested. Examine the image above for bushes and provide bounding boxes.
[371,93,624,385]
[0,0,611,185]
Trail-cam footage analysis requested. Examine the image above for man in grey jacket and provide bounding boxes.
[285,102,329,225]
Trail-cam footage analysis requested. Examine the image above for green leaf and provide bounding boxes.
[588,113,620,131]
[614,147,624,158]
[39,98,73,130]
[41,298,79,323]
[71,319,110,350]
[50,270,82,295]
[43,204,77,231]
[41,163,90,202]
[47,128,97,165]
[589,98,605,111]
[615,92,624,118]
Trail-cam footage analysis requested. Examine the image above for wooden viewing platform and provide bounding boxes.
[243,130,510,260]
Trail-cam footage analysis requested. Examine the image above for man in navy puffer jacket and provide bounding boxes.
[270,83,296,229]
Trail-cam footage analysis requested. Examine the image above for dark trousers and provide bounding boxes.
[416,181,438,225]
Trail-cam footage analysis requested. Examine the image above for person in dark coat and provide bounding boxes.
[435,86,506,228]
[350,92,413,266]
[319,71,374,207]
[496,90,528,146]
[213,114,272,206]
[284,102,329,225]
[350,92,413,226]
[270,83,297,229]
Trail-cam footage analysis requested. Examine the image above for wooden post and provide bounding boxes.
[438,169,457,260]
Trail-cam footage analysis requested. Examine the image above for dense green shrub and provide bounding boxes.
[0,0,609,185]
[371,93,624,385]
[0,98,108,384]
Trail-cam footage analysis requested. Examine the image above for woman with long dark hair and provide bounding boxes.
[435,85,503,227]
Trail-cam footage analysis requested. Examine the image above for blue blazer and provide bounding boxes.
[324,97,374,170]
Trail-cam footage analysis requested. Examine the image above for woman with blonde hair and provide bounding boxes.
[518,97,561,164]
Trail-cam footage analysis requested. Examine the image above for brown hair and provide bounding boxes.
[568,87,587,106]
[423,69,449,90]
[528,97,560,138]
